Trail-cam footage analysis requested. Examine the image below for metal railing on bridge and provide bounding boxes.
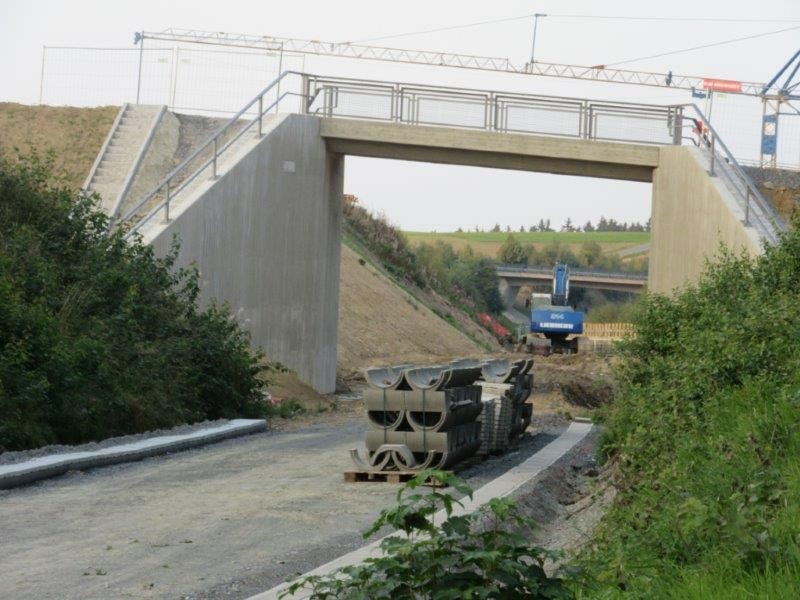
[495,265,647,282]
[115,71,787,244]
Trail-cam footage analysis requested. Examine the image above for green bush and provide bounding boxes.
[0,153,266,451]
[283,470,570,599]
[576,225,800,596]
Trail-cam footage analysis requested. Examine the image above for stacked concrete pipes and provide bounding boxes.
[352,358,533,472]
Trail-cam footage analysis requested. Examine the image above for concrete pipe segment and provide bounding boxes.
[404,365,482,391]
[363,364,414,390]
[481,358,533,383]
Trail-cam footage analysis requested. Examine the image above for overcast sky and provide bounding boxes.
[2,0,799,231]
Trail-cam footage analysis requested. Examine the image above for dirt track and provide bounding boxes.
[0,412,568,600]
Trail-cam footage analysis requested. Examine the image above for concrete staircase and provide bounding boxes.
[84,104,165,217]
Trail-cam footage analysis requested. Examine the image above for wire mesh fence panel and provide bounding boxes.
[163,47,294,116]
[40,47,149,106]
[311,86,395,120]
[136,49,178,107]
[40,45,305,115]
[501,101,583,137]
[591,109,674,145]
[776,113,800,168]
[405,93,487,129]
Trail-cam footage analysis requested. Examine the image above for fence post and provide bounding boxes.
[258,95,263,136]
[211,137,218,180]
[709,135,716,176]
[162,182,171,223]
[672,107,683,145]
[301,75,310,114]
[744,186,751,225]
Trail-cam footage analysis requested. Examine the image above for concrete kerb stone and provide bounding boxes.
[251,420,593,600]
[0,419,267,490]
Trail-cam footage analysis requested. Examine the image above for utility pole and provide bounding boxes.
[529,13,547,65]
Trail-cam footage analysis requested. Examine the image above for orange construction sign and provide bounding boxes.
[701,78,742,93]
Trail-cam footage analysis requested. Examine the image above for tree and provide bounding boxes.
[583,220,595,232]
[519,225,525,233]
[491,223,501,233]
[0,153,266,450]
[498,233,527,264]
[580,241,603,268]
[561,217,575,232]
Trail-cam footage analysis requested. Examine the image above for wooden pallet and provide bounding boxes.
[344,470,446,486]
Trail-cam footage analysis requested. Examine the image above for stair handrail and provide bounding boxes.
[116,70,300,237]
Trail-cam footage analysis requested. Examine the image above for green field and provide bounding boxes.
[404,230,650,258]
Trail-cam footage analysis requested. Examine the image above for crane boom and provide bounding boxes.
[137,28,766,97]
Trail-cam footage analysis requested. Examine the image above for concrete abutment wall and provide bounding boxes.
[649,145,762,294]
[147,114,343,392]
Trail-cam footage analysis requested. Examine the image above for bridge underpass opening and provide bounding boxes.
[130,75,778,393]
[343,155,652,318]
[343,156,651,325]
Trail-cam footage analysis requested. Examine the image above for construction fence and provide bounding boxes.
[36,44,800,168]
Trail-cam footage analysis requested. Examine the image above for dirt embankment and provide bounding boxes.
[0,103,117,188]
[337,244,493,376]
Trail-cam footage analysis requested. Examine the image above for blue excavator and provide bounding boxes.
[527,264,584,354]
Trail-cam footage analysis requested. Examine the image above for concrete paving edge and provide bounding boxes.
[251,420,593,600]
[0,419,268,490]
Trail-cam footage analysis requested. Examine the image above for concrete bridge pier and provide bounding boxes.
[498,279,521,311]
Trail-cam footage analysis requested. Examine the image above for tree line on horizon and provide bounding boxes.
[457,216,651,234]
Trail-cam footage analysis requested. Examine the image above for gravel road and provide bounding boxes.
[0,414,567,600]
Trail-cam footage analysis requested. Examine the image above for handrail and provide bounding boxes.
[116,70,301,236]
[117,71,787,246]
[680,103,787,241]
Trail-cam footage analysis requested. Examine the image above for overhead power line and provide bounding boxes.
[606,25,800,67]
[345,13,800,44]
[345,14,534,44]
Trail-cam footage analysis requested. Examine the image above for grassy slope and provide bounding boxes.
[404,230,649,258]
[0,103,117,189]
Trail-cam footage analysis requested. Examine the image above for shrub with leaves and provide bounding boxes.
[282,470,570,599]
[576,222,800,596]
[0,152,266,451]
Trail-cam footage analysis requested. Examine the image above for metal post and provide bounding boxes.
[275,43,284,113]
[212,137,218,179]
[709,135,716,175]
[672,107,683,145]
[169,47,179,109]
[135,32,144,104]
[258,95,263,136]
[163,182,171,223]
[529,13,546,65]
[744,187,751,225]
[39,46,46,105]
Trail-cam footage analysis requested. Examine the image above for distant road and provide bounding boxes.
[495,265,647,293]
[617,243,650,258]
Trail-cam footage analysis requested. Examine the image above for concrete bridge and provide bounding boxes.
[105,72,785,392]
[495,265,646,309]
